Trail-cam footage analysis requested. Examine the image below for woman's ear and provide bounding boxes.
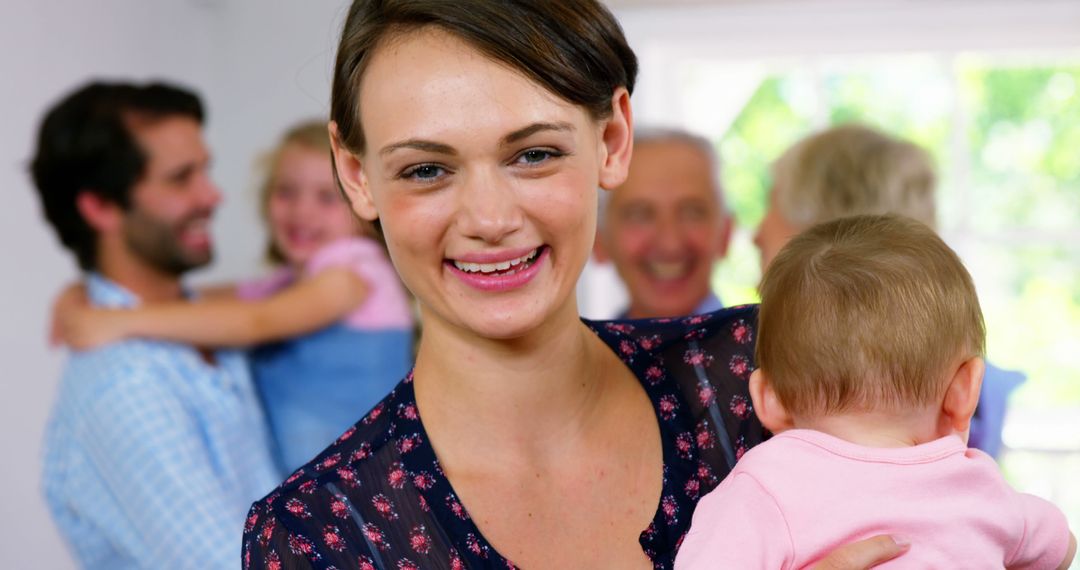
[329,121,379,221]
[597,87,633,191]
[941,356,985,440]
[749,368,795,434]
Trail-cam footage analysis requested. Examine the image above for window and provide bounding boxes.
[608,0,1080,531]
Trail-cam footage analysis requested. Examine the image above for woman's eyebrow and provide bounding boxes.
[379,139,457,157]
[378,122,575,157]
[502,121,575,145]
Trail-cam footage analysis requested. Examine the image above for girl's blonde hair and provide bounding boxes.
[258,120,372,264]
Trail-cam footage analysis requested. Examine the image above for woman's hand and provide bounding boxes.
[50,283,125,350]
[811,535,909,569]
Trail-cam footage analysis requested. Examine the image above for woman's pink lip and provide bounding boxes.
[447,247,549,292]
[449,246,540,264]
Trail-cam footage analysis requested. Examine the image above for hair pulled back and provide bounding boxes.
[330,0,638,155]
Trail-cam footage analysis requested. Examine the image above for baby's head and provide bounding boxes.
[752,214,986,441]
[260,120,375,266]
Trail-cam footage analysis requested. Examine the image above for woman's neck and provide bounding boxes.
[413,304,623,464]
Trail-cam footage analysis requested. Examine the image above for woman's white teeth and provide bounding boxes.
[454,249,539,274]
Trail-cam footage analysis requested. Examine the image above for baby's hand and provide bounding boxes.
[811,535,909,569]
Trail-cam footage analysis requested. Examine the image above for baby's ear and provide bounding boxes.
[749,369,795,434]
[941,356,984,440]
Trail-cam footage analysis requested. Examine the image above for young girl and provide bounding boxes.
[677,215,1075,569]
[55,121,415,472]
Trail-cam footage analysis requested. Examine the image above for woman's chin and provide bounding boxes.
[460,313,548,342]
[445,298,572,343]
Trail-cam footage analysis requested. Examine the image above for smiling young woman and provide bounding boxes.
[240,2,907,569]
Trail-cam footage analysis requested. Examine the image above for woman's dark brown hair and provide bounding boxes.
[330,0,638,155]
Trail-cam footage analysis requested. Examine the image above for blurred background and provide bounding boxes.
[2,1,1077,567]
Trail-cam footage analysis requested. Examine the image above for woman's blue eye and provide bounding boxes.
[518,149,557,165]
[403,164,444,180]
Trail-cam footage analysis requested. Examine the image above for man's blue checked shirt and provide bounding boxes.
[42,274,281,569]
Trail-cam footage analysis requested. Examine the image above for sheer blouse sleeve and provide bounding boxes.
[593,305,766,476]
[659,306,766,471]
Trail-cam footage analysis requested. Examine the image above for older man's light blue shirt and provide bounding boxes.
[42,274,280,569]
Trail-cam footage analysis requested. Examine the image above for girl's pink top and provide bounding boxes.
[237,236,412,330]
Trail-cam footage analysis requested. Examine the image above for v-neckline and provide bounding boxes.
[395,318,692,567]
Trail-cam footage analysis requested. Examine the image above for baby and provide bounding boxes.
[676,214,1076,569]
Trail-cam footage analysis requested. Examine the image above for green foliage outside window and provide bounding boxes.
[712,56,1080,409]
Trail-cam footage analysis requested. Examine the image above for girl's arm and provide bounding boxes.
[195,283,238,301]
[57,267,368,349]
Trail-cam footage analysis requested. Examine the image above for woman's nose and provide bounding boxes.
[456,169,524,244]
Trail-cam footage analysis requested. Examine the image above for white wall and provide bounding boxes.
[0,1,347,567]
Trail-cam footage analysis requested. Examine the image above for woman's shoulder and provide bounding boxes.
[585,305,766,466]
[242,373,470,567]
[584,304,759,379]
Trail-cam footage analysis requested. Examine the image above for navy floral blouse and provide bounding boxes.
[242,305,765,569]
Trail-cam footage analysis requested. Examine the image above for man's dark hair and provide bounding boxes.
[30,81,204,270]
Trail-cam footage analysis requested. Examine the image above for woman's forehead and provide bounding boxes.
[358,28,588,151]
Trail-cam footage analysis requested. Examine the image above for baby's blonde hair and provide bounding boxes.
[756,214,985,417]
[771,124,937,230]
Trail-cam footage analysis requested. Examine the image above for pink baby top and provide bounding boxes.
[676,429,1071,569]
[237,236,411,329]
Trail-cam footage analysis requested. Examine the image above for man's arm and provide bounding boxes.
[78,359,256,568]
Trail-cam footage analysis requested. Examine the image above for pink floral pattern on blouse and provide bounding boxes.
[242,306,765,569]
